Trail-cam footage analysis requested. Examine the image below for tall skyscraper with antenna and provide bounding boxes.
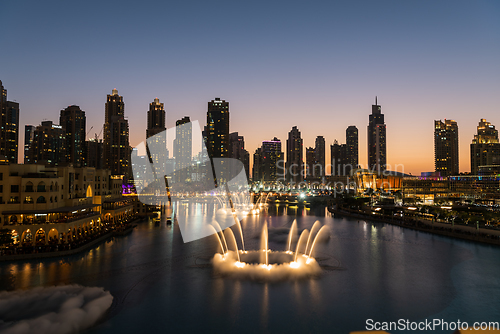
[367,97,386,173]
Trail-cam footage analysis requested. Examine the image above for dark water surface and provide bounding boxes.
[1,205,499,333]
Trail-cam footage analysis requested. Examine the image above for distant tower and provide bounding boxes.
[367,97,386,173]
[286,126,303,184]
[305,147,315,178]
[345,125,359,174]
[0,80,19,164]
[253,147,262,182]
[206,98,229,158]
[30,121,66,166]
[174,117,192,183]
[470,119,500,174]
[314,136,326,178]
[146,98,166,172]
[229,132,250,179]
[260,138,283,182]
[24,125,35,164]
[434,119,459,176]
[60,105,86,167]
[103,89,130,177]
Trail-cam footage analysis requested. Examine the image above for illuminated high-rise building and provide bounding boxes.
[229,132,250,179]
[331,126,358,176]
[259,138,283,182]
[470,119,500,174]
[30,121,66,166]
[345,125,359,174]
[305,147,315,178]
[146,98,166,172]
[286,126,303,184]
[314,136,326,178]
[103,89,130,177]
[24,125,35,164]
[367,97,386,173]
[0,80,19,164]
[434,119,459,176]
[60,105,86,167]
[206,98,229,158]
[174,117,192,183]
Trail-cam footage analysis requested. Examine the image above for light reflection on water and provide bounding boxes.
[0,203,499,333]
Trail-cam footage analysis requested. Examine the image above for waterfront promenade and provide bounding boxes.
[330,206,500,246]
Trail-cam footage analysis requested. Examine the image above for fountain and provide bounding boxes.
[212,219,329,281]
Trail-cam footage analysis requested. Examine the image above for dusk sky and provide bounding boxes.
[1,0,499,175]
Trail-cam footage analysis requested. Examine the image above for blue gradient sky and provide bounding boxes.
[1,0,499,174]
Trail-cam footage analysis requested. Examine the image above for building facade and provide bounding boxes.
[229,132,250,180]
[29,121,67,166]
[367,97,386,173]
[60,105,86,167]
[470,119,500,175]
[0,80,19,164]
[103,89,130,177]
[285,126,303,184]
[206,97,229,159]
[24,125,35,164]
[0,164,137,246]
[435,119,459,176]
[146,98,166,173]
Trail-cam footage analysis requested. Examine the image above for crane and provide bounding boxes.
[86,126,94,139]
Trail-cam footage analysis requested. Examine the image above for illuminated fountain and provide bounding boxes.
[212,219,329,281]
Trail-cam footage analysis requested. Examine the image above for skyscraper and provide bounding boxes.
[434,119,459,176]
[332,126,359,176]
[330,140,346,176]
[206,97,229,158]
[24,125,35,164]
[314,136,326,178]
[259,138,283,182]
[60,105,86,167]
[367,97,386,173]
[29,121,66,166]
[0,80,19,164]
[174,117,192,183]
[252,147,262,182]
[103,89,130,177]
[146,98,166,172]
[470,119,500,174]
[305,147,315,178]
[286,126,303,184]
[345,125,359,174]
[229,132,250,179]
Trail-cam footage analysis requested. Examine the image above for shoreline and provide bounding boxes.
[329,207,500,246]
[0,219,143,262]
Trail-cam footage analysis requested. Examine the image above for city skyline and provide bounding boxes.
[1,1,498,175]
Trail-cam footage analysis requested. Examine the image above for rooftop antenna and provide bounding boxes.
[376,96,378,105]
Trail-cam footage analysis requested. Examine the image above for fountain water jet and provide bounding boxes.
[305,221,321,255]
[308,226,328,257]
[260,223,269,266]
[212,220,329,281]
[212,221,229,253]
[224,229,241,262]
[287,219,297,252]
[294,230,310,262]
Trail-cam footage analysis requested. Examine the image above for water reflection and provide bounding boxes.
[0,203,497,334]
